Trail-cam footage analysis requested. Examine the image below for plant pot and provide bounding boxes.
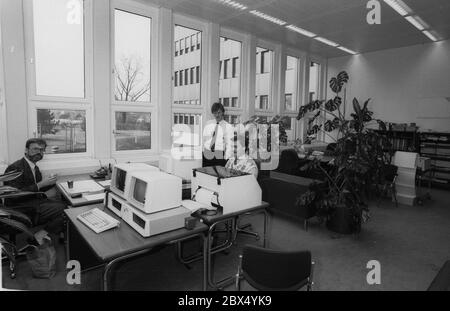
[326,204,357,234]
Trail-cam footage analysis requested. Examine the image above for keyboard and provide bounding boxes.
[77,208,120,233]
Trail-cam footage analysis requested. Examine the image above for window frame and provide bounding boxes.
[172,14,207,110]
[219,28,247,114]
[110,0,159,157]
[111,106,156,155]
[282,48,306,116]
[27,101,93,160]
[23,0,94,160]
[254,39,277,114]
[23,0,93,104]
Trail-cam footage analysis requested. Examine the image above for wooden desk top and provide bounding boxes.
[196,201,270,225]
[65,204,208,262]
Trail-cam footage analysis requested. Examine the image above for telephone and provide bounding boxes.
[90,162,112,180]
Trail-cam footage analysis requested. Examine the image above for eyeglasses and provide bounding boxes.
[29,147,46,153]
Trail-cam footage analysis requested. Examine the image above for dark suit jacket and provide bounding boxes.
[5,157,52,193]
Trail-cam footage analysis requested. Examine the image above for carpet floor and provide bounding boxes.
[2,188,450,291]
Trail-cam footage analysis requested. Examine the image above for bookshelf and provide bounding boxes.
[419,132,450,189]
[374,130,420,153]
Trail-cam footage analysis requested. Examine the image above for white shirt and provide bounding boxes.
[203,119,234,160]
[24,156,37,183]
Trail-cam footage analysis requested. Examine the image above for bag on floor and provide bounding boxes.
[26,239,56,279]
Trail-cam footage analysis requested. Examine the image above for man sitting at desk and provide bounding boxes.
[5,138,65,240]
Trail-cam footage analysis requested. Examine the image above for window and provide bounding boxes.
[196,66,200,84]
[260,50,271,73]
[184,69,189,85]
[224,59,229,79]
[32,0,85,98]
[285,56,299,111]
[260,95,268,110]
[190,34,195,51]
[114,9,151,102]
[309,62,321,102]
[219,61,223,79]
[255,47,273,110]
[224,115,240,125]
[172,113,202,146]
[231,97,238,108]
[175,40,179,56]
[174,71,178,87]
[196,33,201,49]
[223,97,230,107]
[114,111,151,151]
[185,36,189,53]
[180,38,184,55]
[173,25,202,106]
[220,36,242,108]
[37,109,86,154]
[285,94,293,111]
[232,57,239,78]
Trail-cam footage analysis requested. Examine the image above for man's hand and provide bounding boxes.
[37,176,57,190]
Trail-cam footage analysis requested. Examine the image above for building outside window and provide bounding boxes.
[285,55,299,112]
[255,47,272,111]
[219,36,242,110]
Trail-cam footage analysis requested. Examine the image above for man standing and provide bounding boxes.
[5,138,65,239]
[202,102,233,167]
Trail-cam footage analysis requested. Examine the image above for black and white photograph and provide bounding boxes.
[0,0,449,294]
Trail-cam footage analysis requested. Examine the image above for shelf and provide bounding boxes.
[420,154,450,162]
[421,143,450,149]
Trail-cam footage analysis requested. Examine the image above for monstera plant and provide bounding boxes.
[297,71,392,234]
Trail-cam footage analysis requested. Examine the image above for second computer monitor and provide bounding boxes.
[110,163,159,198]
[126,171,182,214]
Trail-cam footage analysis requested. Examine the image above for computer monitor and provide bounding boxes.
[110,163,159,198]
[126,171,182,214]
[159,149,202,181]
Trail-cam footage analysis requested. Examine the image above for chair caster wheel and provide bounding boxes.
[10,272,16,279]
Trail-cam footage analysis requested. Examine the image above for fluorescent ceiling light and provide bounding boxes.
[315,37,339,47]
[286,25,316,38]
[422,30,438,42]
[383,0,411,16]
[405,16,426,31]
[216,0,247,11]
[249,10,287,26]
[338,46,358,55]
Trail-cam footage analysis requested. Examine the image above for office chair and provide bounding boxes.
[378,164,398,207]
[235,245,314,291]
[0,191,46,278]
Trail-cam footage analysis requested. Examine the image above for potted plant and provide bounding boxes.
[296,71,392,234]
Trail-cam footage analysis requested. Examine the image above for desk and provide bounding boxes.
[65,204,209,291]
[196,202,270,290]
[57,176,109,207]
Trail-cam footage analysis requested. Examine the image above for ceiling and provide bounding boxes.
[141,0,450,58]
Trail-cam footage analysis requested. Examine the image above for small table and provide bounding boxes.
[57,177,109,207]
[196,202,270,290]
[64,204,209,291]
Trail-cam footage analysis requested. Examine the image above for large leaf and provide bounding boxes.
[324,118,340,132]
[308,111,321,125]
[352,98,362,116]
[329,71,349,93]
[0,218,34,238]
[325,96,342,112]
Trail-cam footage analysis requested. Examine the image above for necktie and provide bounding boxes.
[210,122,219,152]
[34,165,42,183]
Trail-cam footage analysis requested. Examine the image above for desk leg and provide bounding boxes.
[263,210,269,248]
[202,234,207,291]
[102,249,149,291]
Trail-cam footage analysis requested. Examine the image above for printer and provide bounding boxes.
[190,166,262,215]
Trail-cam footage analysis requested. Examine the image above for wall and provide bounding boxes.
[327,39,450,133]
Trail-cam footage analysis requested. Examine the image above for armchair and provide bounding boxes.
[1,172,47,278]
